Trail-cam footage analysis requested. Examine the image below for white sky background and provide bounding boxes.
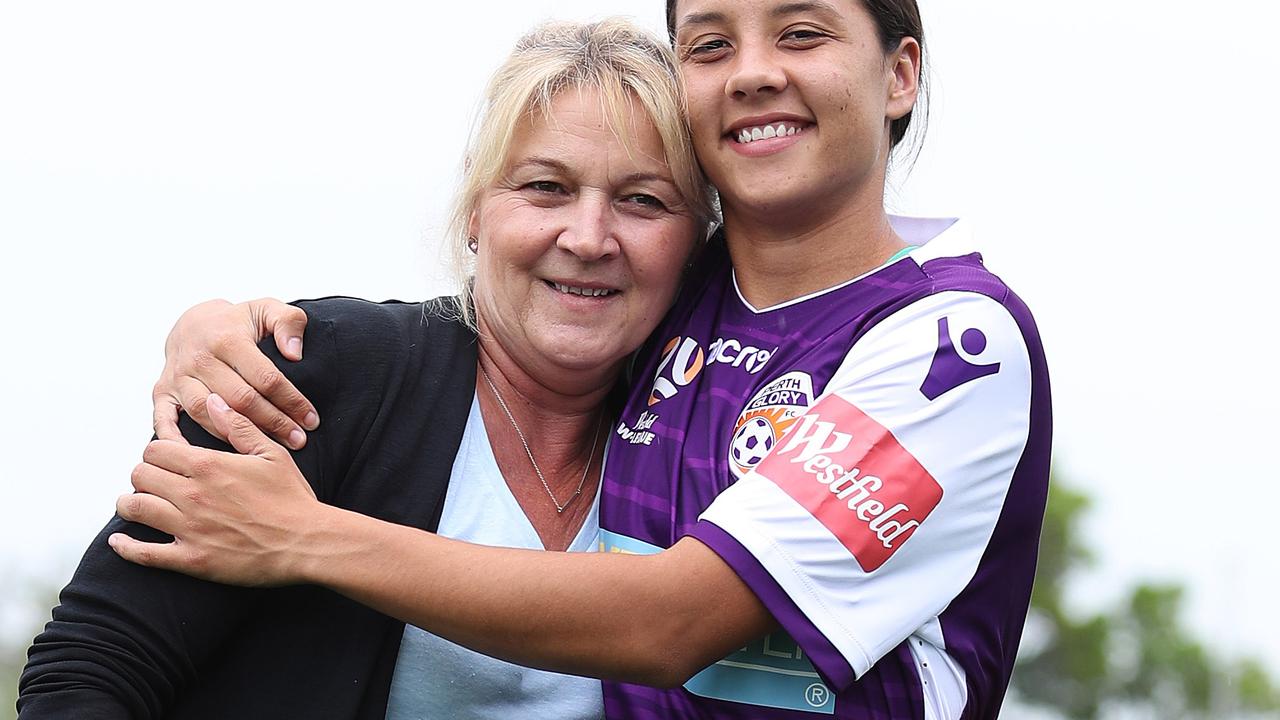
[1,0,1277,679]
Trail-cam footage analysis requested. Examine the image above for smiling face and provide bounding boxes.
[671,0,919,224]
[470,86,699,380]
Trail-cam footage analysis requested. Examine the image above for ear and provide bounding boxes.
[467,208,481,244]
[886,36,921,122]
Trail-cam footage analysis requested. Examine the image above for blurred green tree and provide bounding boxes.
[1012,477,1280,718]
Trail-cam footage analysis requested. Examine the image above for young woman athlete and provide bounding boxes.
[116,1,1051,717]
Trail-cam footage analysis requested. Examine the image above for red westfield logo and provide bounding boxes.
[755,395,942,572]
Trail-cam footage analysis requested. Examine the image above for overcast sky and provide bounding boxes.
[2,0,1277,675]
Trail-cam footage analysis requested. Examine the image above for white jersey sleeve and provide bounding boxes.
[696,290,1034,682]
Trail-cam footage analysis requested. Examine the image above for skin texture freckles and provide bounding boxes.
[675,0,906,225]
[671,0,920,308]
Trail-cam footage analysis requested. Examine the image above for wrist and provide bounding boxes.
[286,503,359,585]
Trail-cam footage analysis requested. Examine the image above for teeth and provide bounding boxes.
[551,282,615,297]
[736,123,803,144]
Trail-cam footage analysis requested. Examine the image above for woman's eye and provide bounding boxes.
[683,37,730,60]
[623,194,668,212]
[524,181,564,194]
[782,28,828,46]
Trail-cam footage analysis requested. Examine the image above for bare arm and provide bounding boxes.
[112,399,776,687]
[303,512,775,686]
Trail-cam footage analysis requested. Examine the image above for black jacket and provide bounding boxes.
[19,297,477,719]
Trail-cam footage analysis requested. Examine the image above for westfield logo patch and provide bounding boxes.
[755,395,942,572]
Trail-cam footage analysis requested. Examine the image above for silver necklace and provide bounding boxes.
[479,366,603,514]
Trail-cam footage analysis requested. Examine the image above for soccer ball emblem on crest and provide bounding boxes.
[726,371,816,478]
[730,416,777,472]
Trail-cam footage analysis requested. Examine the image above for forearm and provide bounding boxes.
[297,505,773,686]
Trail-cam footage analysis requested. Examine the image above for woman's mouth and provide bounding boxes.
[546,281,619,298]
[733,121,808,144]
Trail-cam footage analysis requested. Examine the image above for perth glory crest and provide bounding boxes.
[728,371,815,478]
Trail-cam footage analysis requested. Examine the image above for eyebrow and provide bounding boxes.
[510,158,678,187]
[772,1,844,20]
[676,10,728,31]
[677,0,844,33]
[619,172,679,188]
[511,156,571,174]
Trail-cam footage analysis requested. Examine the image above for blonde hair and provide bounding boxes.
[445,18,714,329]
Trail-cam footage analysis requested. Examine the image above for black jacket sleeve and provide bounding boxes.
[18,297,474,720]
[16,304,346,719]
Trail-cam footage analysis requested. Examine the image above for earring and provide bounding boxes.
[467,237,478,253]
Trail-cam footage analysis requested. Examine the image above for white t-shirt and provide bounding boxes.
[384,395,604,720]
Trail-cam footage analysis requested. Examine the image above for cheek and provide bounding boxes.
[634,224,697,294]
[473,237,536,304]
[829,70,887,131]
[479,212,549,271]
[470,263,507,323]
[683,78,721,133]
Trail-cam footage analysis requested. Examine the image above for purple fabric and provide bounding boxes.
[919,258,1053,720]
[687,520,856,690]
[598,236,1051,719]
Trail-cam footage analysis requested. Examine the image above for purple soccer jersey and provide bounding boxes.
[598,218,1052,720]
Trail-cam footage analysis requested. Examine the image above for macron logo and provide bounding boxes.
[755,395,942,572]
[920,317,1000,401]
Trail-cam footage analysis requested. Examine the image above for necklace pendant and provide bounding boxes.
[481,366,603,515]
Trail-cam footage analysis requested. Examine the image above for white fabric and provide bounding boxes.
[699,290,1033,717]
[384,395,604,720]
[910,618,968,719]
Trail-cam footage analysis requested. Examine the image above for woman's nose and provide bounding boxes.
[725,44,788,99]
[556,197,620,262]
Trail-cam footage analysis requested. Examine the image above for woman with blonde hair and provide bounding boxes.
[20,19,712,720]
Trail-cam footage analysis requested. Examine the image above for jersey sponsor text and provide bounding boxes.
[754,395,943,571]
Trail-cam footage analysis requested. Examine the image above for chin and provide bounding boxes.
[537,335,628,374]
[722,189,810,221]
[723,175,841,222]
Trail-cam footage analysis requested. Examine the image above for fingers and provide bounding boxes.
[143,438,209,478]
[153,372,221,440]
[142,436,261,480]
[207,394,283,459]
[151,392,185,443]
[113,461,216,578]
[160,298,318,449]
[108,533,189,573]
[130,458,192,497]
[252,299,309,362]
[248,298,319,434]
[213,347,315,450]
[171,376,226,440]
[116,490,184,536]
